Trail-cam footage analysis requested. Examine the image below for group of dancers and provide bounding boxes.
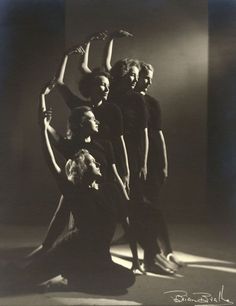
[2,30,184,293]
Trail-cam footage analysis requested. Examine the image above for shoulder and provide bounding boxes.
[107,102,122,116]
[93,138,111,148]
[146,94,161,108]
[128,90,143,99]
[125,91,145,105]
[94,139,114,154]
[146,94,160,105]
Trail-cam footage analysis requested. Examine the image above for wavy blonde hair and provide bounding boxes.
[65,149,91,184]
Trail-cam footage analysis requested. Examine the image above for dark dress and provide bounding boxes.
[10,182,134,291]
[57,84,126,176]
[143,94,165,201]
[43,137,126,249]
[110,90,148,200]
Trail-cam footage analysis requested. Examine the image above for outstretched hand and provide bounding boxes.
[43,108,52,127]
[122,174,130,194]
[139,166,147,181]
[110,29,134,38]
[67,45,85,56]
[38,106,52,128]
[88,31,108,41]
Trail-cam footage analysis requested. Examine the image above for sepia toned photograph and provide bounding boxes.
[0,0,235,305]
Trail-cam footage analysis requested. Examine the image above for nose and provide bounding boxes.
[95,119,99,125]
[105,85,109,92]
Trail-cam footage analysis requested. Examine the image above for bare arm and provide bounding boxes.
[159,130,168,180]
[39,88,62,179]
[56,53,68,85]
[80,42,92,74]
[102,30,133,72]
[56,46,85,85]
[139,127,149,180]
[40,85,63,147]
[103,36,114,72]
[79,31,107,74]
[120,135,130,191]
[112,164,129,200]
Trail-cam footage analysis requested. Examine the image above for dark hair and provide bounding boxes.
[79,68,111,98]
[110,58,140,80]
[67,106,92,138]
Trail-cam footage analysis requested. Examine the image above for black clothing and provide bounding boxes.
[145,94,162,131]
[92,102,123,142]
[111,90,147,140]
[43,137,125,248]
[111,90,148,199]
[129,201,172,260]
[57,83,84,109]
[58,84,123,140]
[8,183,134,291]
[56,137,115,182]
[140,94,172,258]
[145,94,165,183]
[57,84,126,176]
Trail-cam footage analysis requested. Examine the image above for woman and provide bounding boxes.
[108,58,149,202]
[135,61,184,270]
[3,89,140,292]
[54,40,130,190]
[33,84,131,255]
[102,33,177,275]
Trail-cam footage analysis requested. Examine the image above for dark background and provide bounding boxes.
[0,0,235,225]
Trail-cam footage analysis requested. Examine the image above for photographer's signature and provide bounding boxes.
[164,285,234,306]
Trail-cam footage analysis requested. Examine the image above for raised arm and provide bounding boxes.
[79,31,108,75]
[56,45,85,85]
[39,81,63,148]
[39,86,62,179]
[102,30,133,72]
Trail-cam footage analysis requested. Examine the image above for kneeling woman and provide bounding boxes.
[4,107,137,292]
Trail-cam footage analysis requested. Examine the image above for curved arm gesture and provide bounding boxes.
[102,29,133,72]
[79,31,108,74]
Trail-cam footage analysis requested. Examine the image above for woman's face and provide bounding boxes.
[123,65,139,90]
[90,76,110,101]
[82,110,99,134]
[85,153,102,178]
[136,69,153,94]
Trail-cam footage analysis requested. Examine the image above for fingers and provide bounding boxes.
[111,29,134,38]
[90,30,108,41]
[67,45,85,55]
[118,29,134,37]
[139,170,144,180]
[74,46,85,54]
[122,176,130,195]
[126,183,130,195]
[43,107,52,120]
